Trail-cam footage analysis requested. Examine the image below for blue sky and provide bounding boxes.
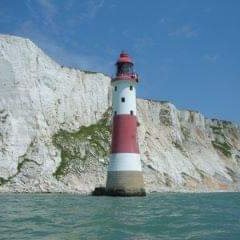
[0,0,239,122]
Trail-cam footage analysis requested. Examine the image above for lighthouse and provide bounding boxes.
[105,52,146,196]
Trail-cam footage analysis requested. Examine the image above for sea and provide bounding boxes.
[0,193,239,240]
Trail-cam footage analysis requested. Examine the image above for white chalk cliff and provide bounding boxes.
[0,35,240,193]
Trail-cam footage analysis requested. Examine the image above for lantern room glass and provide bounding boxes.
[116,62,133,75]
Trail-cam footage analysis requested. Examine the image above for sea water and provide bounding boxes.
[0,193,239,239]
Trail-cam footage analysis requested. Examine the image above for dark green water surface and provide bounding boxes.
[0,193,239,239]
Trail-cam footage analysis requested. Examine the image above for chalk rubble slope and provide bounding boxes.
[0,35,239,193]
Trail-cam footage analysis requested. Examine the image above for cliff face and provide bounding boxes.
[138,100,240,192]
[0,35,239,193]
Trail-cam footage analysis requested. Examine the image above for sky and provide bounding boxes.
[0,0,239,123]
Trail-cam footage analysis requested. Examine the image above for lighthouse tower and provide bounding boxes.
[106,52,146,196]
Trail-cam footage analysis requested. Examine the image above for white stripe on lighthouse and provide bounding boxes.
[108,153,142,171]
[112,80,137,115]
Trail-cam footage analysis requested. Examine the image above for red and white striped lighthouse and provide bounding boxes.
[106,52,146,196]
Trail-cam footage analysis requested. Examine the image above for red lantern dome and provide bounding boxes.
[116,52,133,64]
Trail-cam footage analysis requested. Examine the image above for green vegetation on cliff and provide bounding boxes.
[52,110,111,179]
[212,140,232,158]
[210,125,232,158]
[0,158,40,186]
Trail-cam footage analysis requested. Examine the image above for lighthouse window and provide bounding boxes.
[114,86,117,91]
[130,86,133,90]
[114,111,117,115]
[130,110,133,115]
[121,97,125,102]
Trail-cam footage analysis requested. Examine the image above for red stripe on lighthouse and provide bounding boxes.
[111,115,139,153]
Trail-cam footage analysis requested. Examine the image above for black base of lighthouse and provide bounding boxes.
[92,187,146,197]
[106,188,146,197]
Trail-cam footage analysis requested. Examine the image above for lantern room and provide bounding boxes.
[113,52,138,82]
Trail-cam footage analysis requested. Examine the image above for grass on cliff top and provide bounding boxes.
[52,110,111,180]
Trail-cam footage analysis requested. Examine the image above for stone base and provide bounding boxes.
[92,171,146,197]
[106,170,146,196]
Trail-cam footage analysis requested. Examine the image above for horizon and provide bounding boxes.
[0,0,239,123]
